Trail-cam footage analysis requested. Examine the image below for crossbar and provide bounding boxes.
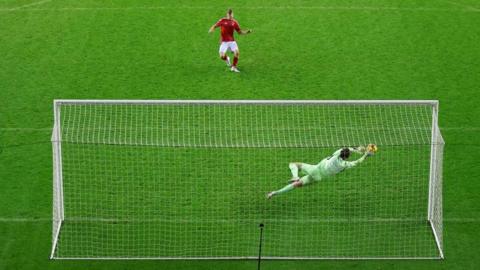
[54,99,439,106]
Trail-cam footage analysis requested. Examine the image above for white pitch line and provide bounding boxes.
[444,217,480,222]
[0,5,477,13]
[0,217,479,222]
[2,127,480,131]
[0,217,51,222]
[0,127,51,131]
[442,0,480,11]
[8,0,51,11]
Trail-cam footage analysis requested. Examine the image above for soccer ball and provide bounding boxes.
[367,144,378,154]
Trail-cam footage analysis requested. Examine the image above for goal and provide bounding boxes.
[50,100,444,259]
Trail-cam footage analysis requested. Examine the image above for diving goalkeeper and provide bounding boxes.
[267,145,376,199]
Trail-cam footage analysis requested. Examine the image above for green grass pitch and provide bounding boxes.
[0,0,479,269]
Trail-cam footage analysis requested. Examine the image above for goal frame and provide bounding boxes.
[50,99,444,260]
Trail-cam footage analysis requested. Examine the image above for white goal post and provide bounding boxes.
[51,100,444,259]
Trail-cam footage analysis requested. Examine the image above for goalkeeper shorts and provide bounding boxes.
[300,163,323,182]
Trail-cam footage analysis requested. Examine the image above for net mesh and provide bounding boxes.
[51,102,443,259]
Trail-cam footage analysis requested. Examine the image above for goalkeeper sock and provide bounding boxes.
[274,183,295,195]
[289,163,299,178]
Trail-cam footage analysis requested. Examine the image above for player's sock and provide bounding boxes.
[233,56,238,67]
[274,183,295,195]
[289,163,299,179]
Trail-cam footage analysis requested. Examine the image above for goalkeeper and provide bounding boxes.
[267,145,376,199]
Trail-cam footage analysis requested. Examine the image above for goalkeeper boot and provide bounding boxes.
[266,192,276,199]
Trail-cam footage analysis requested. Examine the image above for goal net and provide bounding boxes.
[51,100,444,259]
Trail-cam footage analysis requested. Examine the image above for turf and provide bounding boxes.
[0,0,479,269]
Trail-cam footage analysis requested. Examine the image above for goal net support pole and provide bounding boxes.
[427,102,444,259]
[51,101,65,259]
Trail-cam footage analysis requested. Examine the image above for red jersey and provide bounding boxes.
[215,18,241,42]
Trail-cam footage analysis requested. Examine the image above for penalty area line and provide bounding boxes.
[8,0,52,11]
[0,5,478,13]
[441,0,480,11]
